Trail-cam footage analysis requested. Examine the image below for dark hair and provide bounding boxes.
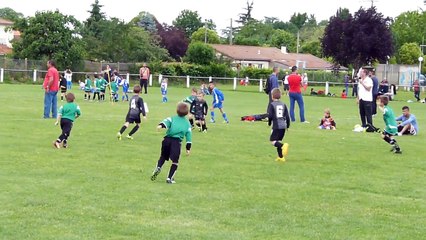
[271,88,281,100]
[191,87,198,93]
[177,102,189,117]
[48,60,56,67]
[133,85,141,93]
[65,93,75,102]
[114,72,120,76]
[291,66,297,72]
[379,95,389,105]
[402,106,409,111]
[66,69,71,74]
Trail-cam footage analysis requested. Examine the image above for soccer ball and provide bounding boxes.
[421,99,425,104]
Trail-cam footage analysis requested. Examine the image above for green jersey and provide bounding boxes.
[84,78,92,91]
[161,115,192,143]
[111,81,118,93]
[183,95,196,104]
[100,78,108,90]
[59,102,81,122]
[94,78,101,91]
[383,105,397,134]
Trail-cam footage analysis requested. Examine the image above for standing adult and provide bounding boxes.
[139,63,150,94]
[344,74,349,96]
[64,68,72,90]
[357,68,373,128]
[43,60,60,119]
[288,66,308,123]
[103,64,113,83]
[371,70,379,115]
[266,67,280,111]
[352,78,358,97]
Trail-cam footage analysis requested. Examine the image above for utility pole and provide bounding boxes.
[229,18,233,45]
[204,20,208,44]
[296,30,300,54]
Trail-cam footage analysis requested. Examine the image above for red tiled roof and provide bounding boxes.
[211,44,334,70]
[0,44,12,55]
[0,18,14,26]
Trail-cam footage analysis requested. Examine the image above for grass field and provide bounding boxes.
[0,83,425,239]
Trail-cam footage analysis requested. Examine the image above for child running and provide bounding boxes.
[377,95,402,154]
[121,77,129,101]
[208,82,229,123]
[151,102,192,184]
[161,78,168,103]
[190,91,208,132]
[117,85,147,140]
[268,88,290,162]
[183,88,198,128]
[53,93,81,149]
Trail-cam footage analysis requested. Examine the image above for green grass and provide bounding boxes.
[0,84,425,239]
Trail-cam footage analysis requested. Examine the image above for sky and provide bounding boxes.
[1,0,424,32]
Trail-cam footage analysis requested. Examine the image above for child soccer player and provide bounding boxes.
[318,108,336,130]
[183,88,198,127]
[377,95,402,154]
[161,78,168,103]
[208,82,229,123]
[53,93,81,149]
[121,77,129,101]
[341,89,347,99]
[59,73,67,101]
[113,72,122,101]
[110,80,119,102]
[93,75,101,101]
[99,76,108,101]
[84,75,92,101]
[190,91,208,132]
[151,102,192,184]
[268,88,290,162]
[117,85,147,140]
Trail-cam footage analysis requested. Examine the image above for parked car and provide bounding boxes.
[420,74,425,86]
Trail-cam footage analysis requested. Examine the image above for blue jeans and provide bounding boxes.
[289,92,305,122]
[67,81,72,90]
[44,91,58,118]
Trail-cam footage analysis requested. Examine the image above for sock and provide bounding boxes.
[157,158,166,169]
[84,93,87,99]
[165,97,168,102]
[202,123,207,131]
[128,125,139,136]
[168,164,178,179]
[211,111,215,120]
[119,126,127,134]
[222,113,228,122]
[88,95,91,100]
[274,142,283,158]
[162,96,166,102]
[189,119,194,127]
[383,135,392,144]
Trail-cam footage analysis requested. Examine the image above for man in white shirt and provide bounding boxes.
[357,68,373,128]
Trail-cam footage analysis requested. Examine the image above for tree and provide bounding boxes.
[234,20,274,46]
[271,21,298,35]
[185,42,215,65]
[12,11,85,70]
[158,24,189,60]
[82,0,107,60]
[391,11,426,57]
[270,29,296,52]
[322,7,393,68]
[130,11,159,34]
[290,12,308,30]
[172,10,203,38]
[399,42,422,64]
[236,1,254,25]
[84,0,106,38]
[191,28,220,44]
[0,7,24,22]
[301,40,322,57]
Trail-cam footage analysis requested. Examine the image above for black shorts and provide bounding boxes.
[60,118,73,135]
[195,115,205,121]
[101,90,106,93]
[160,137,182,163]
[125,113,141,124]
[383,130,397,137]
[284,84,289,91]
[270,129,285,141]
[61,88,67,93]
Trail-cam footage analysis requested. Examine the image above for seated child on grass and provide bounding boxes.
[318,108,336,130]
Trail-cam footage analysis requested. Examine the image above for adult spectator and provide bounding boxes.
[344,74,349,96]
[64,68,72,90]
[43,60,60,119]
[352,78,358,97]
[396,106,418,136]
[103,64,113,82]
[379,78,389,94]
[371,70,379,115]
[288,66,308,123]
[139,63,150,94]
[357,68,373,128]
[266,67,280,110]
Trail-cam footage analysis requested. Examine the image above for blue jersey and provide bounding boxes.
[212,87,224,105]
[122,80,129,92]
[161,82,168,94]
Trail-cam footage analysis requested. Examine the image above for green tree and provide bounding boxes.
[185,42,215,65]
[191,27,220,44]
[172,10,203,38]
[270,29,296,52]
[82,0,107,60]
[130,11,159,34]
[399,42,422,64]
[290,12,308,30]
[235,20,274,45]
[12,10,84,70]
[236,1,254,25]
[300,40,322,57]
[391,11,426,56]
[0,7,24,22]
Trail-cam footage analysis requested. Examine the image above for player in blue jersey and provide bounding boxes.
[161,78,168,103]
[121,77,130,101]
[208,82,229,123]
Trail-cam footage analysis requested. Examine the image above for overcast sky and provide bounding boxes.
[1,0,424,31]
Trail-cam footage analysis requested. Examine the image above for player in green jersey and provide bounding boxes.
[53,93,81,148]
[378,95,401,154]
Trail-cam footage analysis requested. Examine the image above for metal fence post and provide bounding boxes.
[233,77,237,90]
[259,78,263,92]
[158,74,162,84]
[149,74,153,86]
[325,81,329,95]
[209,76,212,83]
[0,68,3,83]
[33,69,37,82]
[126,73,130,83]
[186,76,190,88]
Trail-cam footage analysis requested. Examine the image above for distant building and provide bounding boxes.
[211,44,339,70]
[0,18,20,55]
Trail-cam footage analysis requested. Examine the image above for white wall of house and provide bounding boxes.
[0,25,14,47]
[235,60,270,69]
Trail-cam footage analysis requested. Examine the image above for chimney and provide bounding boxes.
[257,50,261,55]
[281,46,287,54]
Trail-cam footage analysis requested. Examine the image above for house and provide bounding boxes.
[211,44,337,71]
[0,18,20,55]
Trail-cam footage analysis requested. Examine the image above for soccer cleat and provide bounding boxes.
[117,132,122,140]
[166,178,176,184]
[202,129,207,133]
[390,145,396,152]
[210,119,215,123]
[126,135,133,140]
[282,143,289,156]
[151,167,161,181]
[275,157,286,162]
[394,149,402,154]
[53,141,61,149]
[62,142,68,148]
[223,120,229,124]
